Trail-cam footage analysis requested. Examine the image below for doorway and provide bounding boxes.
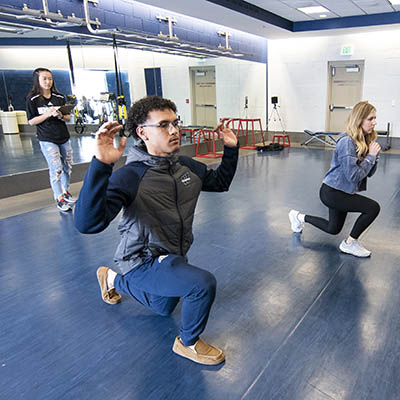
[145,67,163,97]
[326,60,364,132]
[190,66,217,127]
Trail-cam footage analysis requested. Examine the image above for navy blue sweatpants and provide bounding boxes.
[114,254,217,346]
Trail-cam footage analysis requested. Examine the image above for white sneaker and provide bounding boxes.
[63,191,76,205]
[289,209,304,233]
[56,198,71,212]
[339,240,371,257]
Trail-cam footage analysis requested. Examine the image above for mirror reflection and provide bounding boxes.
[0,32,266,177]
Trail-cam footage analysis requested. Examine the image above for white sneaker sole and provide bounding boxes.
[339,244,371,258]
[57,206,71,212]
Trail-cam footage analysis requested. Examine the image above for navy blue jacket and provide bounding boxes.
[74,145,239,274]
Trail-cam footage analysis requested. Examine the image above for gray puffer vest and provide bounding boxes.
[114,147,203,274]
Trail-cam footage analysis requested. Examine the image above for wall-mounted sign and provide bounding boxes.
[341,45,354,56]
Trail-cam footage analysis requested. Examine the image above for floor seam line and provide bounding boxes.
[240,260,347,399]
[307,382,336,400]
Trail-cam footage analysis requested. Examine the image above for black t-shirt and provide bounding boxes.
[26,93,70,144]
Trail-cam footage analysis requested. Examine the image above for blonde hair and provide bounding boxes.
[345,101,377,160]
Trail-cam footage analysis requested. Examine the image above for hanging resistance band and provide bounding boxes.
[2,71,13,111]
[113,35,128,136]
[66,40,77,106]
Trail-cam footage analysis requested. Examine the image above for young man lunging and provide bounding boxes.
[74,96,238,365]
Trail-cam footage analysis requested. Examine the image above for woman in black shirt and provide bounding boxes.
[26,68,76,212]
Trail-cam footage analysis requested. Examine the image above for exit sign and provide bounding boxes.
[341,45,354,56]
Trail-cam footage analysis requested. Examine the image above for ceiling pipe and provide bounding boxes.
[82,0,114,35]
[41,0,49,17]
[0,4,250,59]
[0,5,84,28]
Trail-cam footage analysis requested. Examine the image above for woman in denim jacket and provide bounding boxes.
[289,101,381,257]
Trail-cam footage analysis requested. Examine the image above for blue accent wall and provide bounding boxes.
[0,0,268,63]
[105,71,131,108]
[0,70,71,111]
[1,0,399,40]
[293,12,400,32]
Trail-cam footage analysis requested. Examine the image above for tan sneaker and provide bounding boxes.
[172,336,225,365]
[96,267,122,305]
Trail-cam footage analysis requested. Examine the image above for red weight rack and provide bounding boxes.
[195,129,223,158]
[227,118,265,149]
[179,127,197,144]
[272,133,290,147]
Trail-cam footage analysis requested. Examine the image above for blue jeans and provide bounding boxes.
[39,140,73,200]
[114,254,217,346]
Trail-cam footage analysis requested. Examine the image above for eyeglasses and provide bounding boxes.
[140,119,181,132]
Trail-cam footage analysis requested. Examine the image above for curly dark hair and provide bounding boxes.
[126,96,177,140]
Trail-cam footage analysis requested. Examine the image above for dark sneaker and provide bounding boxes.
[57,199,71,212]
[172,336,225,365]
[63,191,76,205]
[96,267,122,305]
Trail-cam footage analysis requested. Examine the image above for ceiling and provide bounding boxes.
[137,0,400,39]
[0,0,399,47]
[234,0,400,21]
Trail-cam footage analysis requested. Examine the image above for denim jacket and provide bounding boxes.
[322,134,378,194]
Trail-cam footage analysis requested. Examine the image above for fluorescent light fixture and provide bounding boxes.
[298,6,329,14]
[389,0,400,4]
[319,14,327,18]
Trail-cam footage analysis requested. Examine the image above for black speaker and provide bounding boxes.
[271,96,278,104]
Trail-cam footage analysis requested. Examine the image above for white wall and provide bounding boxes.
[0,46,266,127]
[268,28,400,136]
[205,58,266,123]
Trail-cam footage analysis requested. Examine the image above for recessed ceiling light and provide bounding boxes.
[297,6,329,14]
[319,14,327,18]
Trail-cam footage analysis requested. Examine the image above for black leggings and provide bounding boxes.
[305,183,380,239]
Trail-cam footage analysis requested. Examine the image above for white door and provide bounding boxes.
[326,61,364,132]
[190,67,217,127]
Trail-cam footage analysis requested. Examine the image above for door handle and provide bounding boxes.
[196,104,217,108]
[329,105,353,112]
